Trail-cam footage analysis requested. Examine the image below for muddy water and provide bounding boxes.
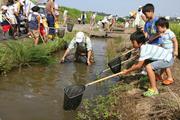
[0,38,119,120]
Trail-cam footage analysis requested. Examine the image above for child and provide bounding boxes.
[40,14,48,43]
[28,6,40,45]
[155,17,178,85]
[142,3,162,45]
[1,5,11,40]
[121,31,174,97]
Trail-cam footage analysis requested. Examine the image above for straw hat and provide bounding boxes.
[129,11,137,17]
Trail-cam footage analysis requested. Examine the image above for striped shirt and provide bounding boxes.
[139,44,172,62]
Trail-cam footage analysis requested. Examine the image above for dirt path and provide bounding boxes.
[116,31,180,120]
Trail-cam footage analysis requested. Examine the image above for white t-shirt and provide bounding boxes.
[7,5,17,24]
[160,29,176,52]
[139,44,172,62]
[68,37,92,51]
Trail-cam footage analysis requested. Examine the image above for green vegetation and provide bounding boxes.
[0,32,75,75]
[170,22,180,59]
[59,6,104,24]
[76,83,134,120]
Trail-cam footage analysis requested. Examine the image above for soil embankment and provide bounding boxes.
[76,24,180,120]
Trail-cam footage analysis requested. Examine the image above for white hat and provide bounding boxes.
[75,32,85,43]
[1,5,8,10]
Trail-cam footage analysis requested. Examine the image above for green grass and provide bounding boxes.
[59,6,104,24]
[76,83,133,120]
[170,22,180,59]
[0,32,75,75]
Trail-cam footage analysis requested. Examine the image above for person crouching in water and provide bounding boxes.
[60,32,94,65]
[28,6,41,46]
[121,31,174,97]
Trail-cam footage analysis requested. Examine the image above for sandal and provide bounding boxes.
[162,79,174,85]
[143,88,159,97]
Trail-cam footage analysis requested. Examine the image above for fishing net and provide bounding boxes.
[63,85,85,110]
[108,56,121,74]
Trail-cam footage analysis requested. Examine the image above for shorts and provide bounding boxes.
[150,58,174,70]
[47,14,55,35]
[30,29,39,39]
[2,25,11,32]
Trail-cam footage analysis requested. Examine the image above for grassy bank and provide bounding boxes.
[76,80,180,120]
[0,32,75,75]
[170,22,180,59]
[59,6,104,24]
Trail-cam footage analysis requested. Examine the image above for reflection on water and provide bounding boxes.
[0,38,118,120]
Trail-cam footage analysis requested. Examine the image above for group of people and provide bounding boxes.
[0,0,60,45]
[97,15,116,32]
[121,3,178,97]
[0,1,178,97]
[61,3,178,97]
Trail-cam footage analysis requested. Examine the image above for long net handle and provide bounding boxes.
[122,48,134,56]
[101,55,137,73]
[86,72,123,87]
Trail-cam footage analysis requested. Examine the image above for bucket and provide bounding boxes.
[67,23,74,32]
[108,57,121,74]
[63,85,85,110]
[58,28,65,38]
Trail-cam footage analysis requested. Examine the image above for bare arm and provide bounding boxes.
[122,61,144,75]
[61,48,70,62]
[87,50,92,65]
[37,15,41,31]
[50,1,56,18]
[172,37,178,57]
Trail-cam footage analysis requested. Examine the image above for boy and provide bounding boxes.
[28,6,40,45]
[155,17,178,85]
[142,3,161,45]
[121,31,174,97]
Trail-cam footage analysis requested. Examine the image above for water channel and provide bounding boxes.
[0,38,120,120]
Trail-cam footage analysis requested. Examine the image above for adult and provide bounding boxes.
[81,11,86,24]
[6,0,17,38]
[134,6,146,31]
[90,12,96,30]
[60,32,94,65]
[14,0,25,36]
[46,0,55,39]
[54,1,59,33]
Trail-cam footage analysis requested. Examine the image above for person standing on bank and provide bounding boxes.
[46,0,55,40]
[28,6,40,46]
[60,32,94,65]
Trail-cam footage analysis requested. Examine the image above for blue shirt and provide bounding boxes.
[144,17,162,45]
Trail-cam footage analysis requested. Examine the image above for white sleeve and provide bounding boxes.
[68,38,76,50]
[138,45,150,61]
[169,31,176,39]
[86,37,92,51]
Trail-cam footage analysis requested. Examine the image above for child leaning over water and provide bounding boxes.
[155,17,178,85]
[121,31,174,97]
